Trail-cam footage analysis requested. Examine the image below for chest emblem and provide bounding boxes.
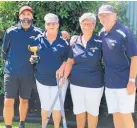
[109,39,117,47]
[90,47,98,52]
[52,47,57,52]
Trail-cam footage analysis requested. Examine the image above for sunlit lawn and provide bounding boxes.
[0,122,54,128]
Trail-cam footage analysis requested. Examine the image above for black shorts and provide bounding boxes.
[4,74,36,99]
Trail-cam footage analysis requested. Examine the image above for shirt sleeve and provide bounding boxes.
[68,46,74,59]
[68,36,80,59]
[63,40,71,61]
[2,31,10,60]
[124,28,137,57]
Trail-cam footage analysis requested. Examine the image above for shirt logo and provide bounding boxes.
[57,44,64,47]
[94,39,102,43]
[109,39,117,46]
[52,47,57,52]
[90,47,98,52]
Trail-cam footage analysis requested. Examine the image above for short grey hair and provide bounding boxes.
[79,13,96,23]
[44,13,59,23]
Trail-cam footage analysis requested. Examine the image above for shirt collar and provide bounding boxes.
[76,34,96,46]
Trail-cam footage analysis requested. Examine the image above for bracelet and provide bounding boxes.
[129,78,135,83]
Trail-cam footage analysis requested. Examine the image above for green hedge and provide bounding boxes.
[0,1,128,95]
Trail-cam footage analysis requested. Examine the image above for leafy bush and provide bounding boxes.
[0,1,128,95]
[0,1,128,38]
[0,52,4,95]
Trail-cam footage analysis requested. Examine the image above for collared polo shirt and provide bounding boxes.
[33,32,70,86]
[2,24,42,75]
[99,21,137,88]
[69,34,103,88]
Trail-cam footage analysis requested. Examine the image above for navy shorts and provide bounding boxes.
[4,74,36,99]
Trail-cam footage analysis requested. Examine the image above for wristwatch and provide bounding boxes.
[129,78,136,83]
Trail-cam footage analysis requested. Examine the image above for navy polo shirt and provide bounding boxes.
[2,24,42,75]
[33,32,70,86]
[99,21,137,88]
[69,35,103,88]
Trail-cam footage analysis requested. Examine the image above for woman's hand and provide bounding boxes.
[56,69,64,79]
[56,69,67,86]
[59,77,67,87]
[127,81,136,95]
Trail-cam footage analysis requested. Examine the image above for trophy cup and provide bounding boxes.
[28,45,39,64]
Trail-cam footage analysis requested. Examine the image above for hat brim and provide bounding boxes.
[45,21,58,24]
[98,11,114,15]
[19,9,33,16]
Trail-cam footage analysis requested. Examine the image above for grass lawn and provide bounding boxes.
[0,122,54,128]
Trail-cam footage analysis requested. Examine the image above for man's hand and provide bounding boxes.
[29,55,39,64]
[29,55,34,64]
[127,81,136,95]
[61,31,70,40]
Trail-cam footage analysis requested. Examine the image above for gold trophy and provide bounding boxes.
[28,45,39,64]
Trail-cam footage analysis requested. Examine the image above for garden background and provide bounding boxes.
[0,1,136,128]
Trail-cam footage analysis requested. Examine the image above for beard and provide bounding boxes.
[20,18,32,26]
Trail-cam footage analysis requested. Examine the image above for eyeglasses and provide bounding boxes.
[81,22,94,27]
[45,22,58,26]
